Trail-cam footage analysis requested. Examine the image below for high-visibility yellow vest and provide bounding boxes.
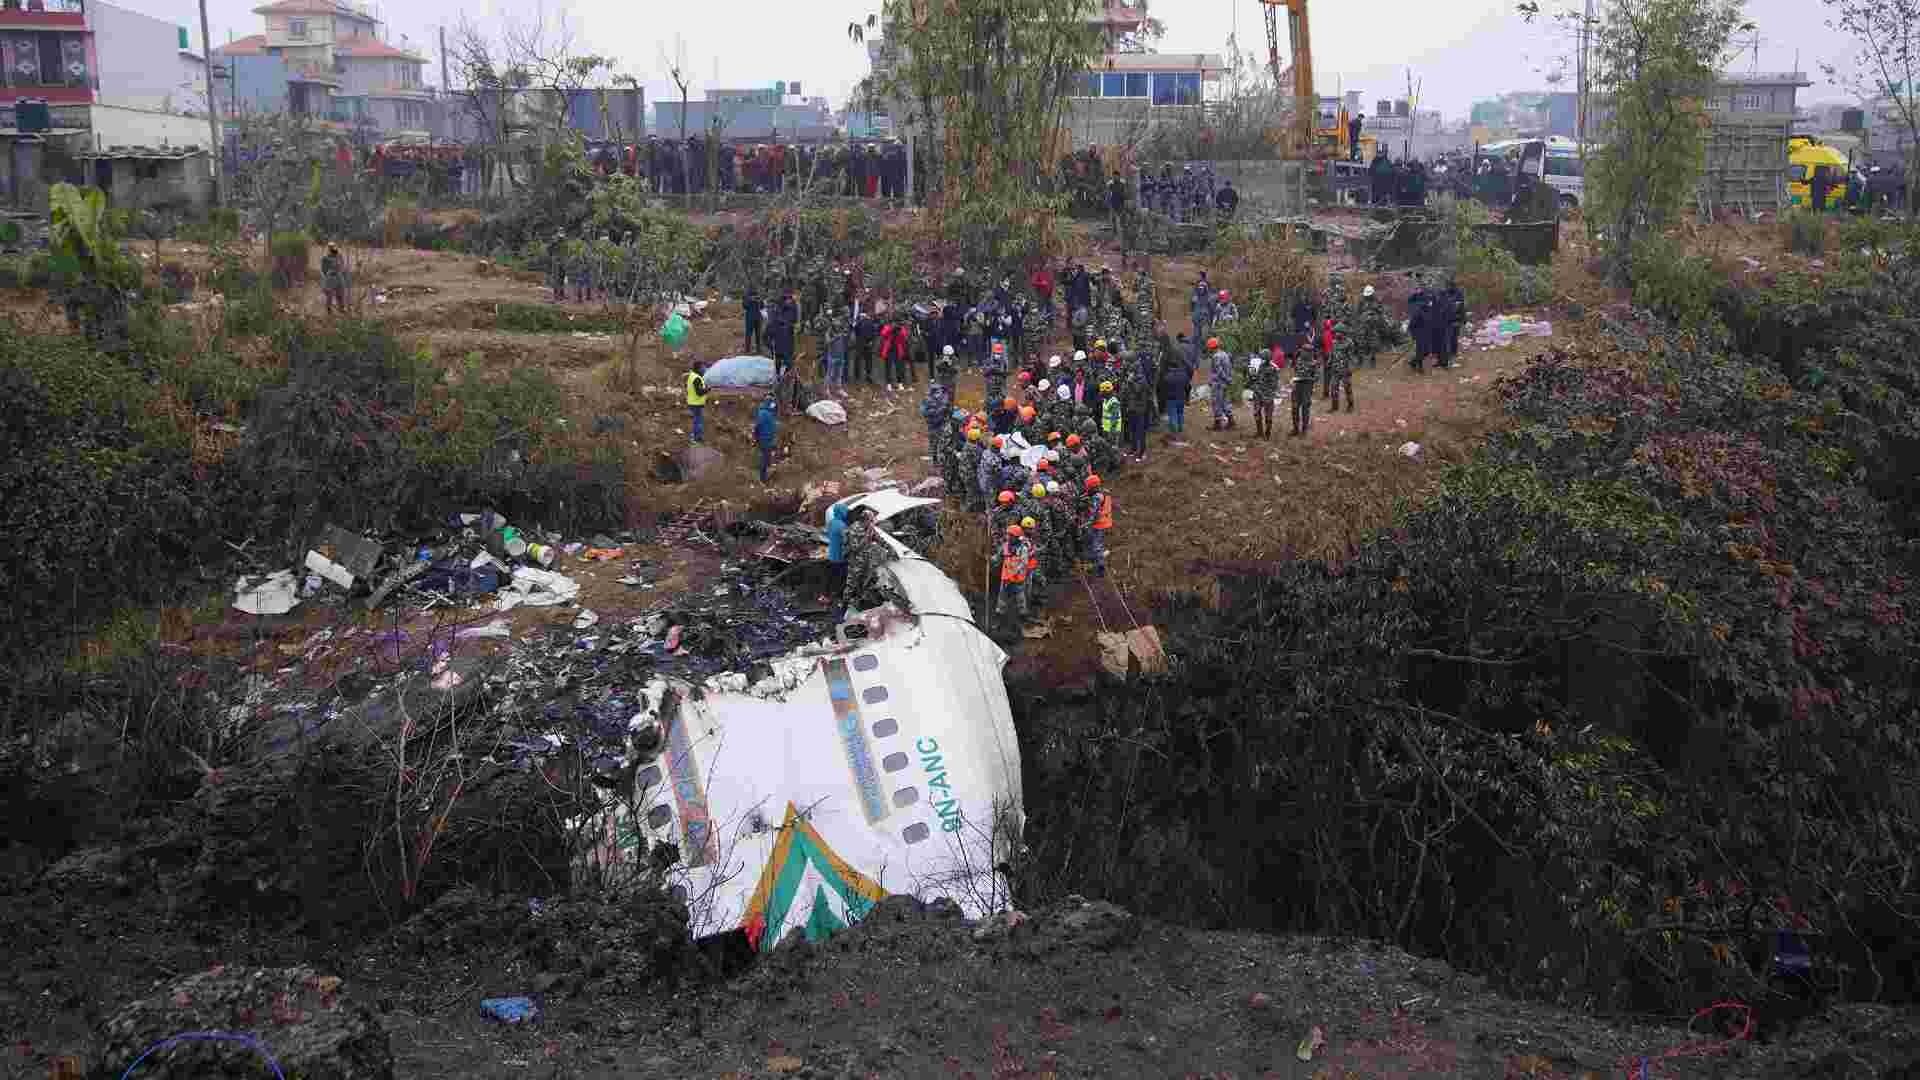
[685,371,708,407]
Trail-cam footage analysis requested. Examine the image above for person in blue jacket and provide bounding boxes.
[826,503,851,593]
[753,394,778,483]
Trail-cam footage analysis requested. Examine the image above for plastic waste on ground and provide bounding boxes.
[1472,314,1553,348]
[806,400,848,426]
[496,567,581,611]
[1399,441,1423,459]
[702,355,777,388]
[660,311,689,349]
[479,997,537,1025]
[233,570,300,616]
[1189,382,1211,402]
[304,550,355,590]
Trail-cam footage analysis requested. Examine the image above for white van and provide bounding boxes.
[1543,150,1585,209]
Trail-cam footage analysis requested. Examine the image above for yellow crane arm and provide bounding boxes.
[1286,0,1314,154]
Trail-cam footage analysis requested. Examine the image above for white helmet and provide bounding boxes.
[1073,350,1087,362]
[942,344,955,356]
[1363,285,1376,298]
[1045,481,1060,495]
[1046,448,1061,462]
[1056,384,1071,401]
[1047,355,1062,369]
[1037,379,1051,392]
[1247,356,1262,374]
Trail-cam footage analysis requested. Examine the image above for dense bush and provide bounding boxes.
[268,230,310,289]
[1016,297,1920,1014]
[0,314,619,672]
[1786,209,1828,256]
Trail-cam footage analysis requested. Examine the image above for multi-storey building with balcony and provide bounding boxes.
[214,0,438,136]
[2,0,212,208]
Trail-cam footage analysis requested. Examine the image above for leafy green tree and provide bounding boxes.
[1528,0,1748,284]
[47,184,141,348]
[853,0,1102,263]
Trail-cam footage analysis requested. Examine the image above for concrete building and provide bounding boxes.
[1065,1,1223,148]
[445,86,644,143]
[2,0,212,207]
[213,0,438,136]
[651,96,834,143]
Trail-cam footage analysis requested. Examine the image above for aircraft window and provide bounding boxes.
[646,804,673,829]
[902,822,930,844]
[635,765,662,791]
[862,686,889,704]
[882,751,909,772]
[892,786,920,807]
[853,653,879,672]
[871,717,899,738]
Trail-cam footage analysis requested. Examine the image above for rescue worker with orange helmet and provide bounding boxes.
[1083,473,1115,577]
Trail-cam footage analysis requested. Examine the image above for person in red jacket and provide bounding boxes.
[1030,264,1056,326]
[879,316,909,391]
[1320,317,1337,400]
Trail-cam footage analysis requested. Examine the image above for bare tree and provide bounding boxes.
[448,8,619,194]
[1821,0,1920,188]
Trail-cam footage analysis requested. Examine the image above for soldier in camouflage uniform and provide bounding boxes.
[842,510,895,611]
[1290,337,1322,437]
[984,340,1009,405]
[920,380,954,461]
[1352,284,1392,368]
[1320,274,1352,398]
[1250,349,1283,439]
[1132,268,1157,334]
[938,408,970,500]
[1327,320,1357,412]
[957,426,987,511]
[1208,341,1237,430]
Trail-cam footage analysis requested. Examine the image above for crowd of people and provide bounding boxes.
[588,137,920,199]
[676,259,1447,628]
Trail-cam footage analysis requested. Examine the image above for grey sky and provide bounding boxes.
[169,0,1869,121]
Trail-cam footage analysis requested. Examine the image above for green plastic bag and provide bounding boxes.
[661,311,689,349]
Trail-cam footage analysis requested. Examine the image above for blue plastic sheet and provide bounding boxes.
[703,354,777,388]
[479,996,538,1024]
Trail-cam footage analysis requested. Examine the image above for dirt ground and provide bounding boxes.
[124,228,1559,676]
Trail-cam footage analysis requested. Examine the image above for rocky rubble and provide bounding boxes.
[90,966,392,1080]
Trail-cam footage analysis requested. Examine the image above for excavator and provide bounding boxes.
[1260,0,1374,162]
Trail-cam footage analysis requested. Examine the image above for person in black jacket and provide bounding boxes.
[1438,278,1466,369]
[1405,277,1432,372]
[1214,179,1239,218]
[853,309,879,384]
[1291,292,1320,336]
[768,289,800,378]
[742,283,763,352]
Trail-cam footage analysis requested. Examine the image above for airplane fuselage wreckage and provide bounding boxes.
[575,512,1025,953]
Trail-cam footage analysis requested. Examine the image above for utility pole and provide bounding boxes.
[439,25,451,130]
[1577,0,1593,154]
[200,0,221,204]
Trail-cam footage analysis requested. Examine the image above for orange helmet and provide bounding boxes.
[1065,434,1082,448]
[1019,405,1036,422]
[1002,397,1018,410]
[1086,474,1102,489]
[1036,460,1052,472]
[991,435,1005,448]
[1006,524,1024,537]
[1206,337,1221,350]
[1047,431,1061,443]
[997,490,1015,505]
